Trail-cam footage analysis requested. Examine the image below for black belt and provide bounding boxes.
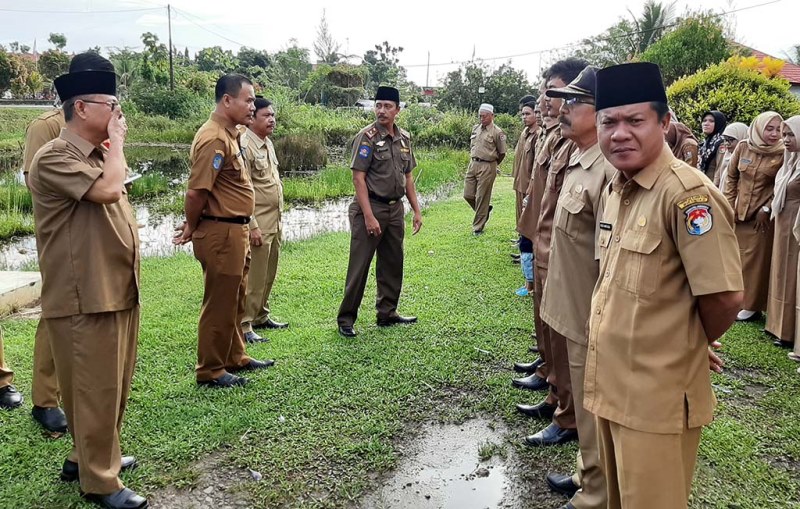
[368,192,401,205]
[201,215,251,224]
[471,157,493,162]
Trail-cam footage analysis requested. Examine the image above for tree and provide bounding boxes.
[237,47,271,71]
[438,62,532,114]
[641,13,731,85]
[313,10,342,64]
[0,50,19,95]
[8,42,19,53]
[363,41,406,95]
[270,41,312,90]
[38,49,71,82]
[48,33,67,50]
[668,60,800,135]
[196,46,238,73]
[20,44,30,54]
[628,1,676,55]
[438,63,488,112]
[483,64,534,114]
[571,19,639,67]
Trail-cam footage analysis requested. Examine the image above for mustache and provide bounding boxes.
[558,116,571,126]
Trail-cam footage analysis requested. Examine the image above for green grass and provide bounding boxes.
[0,180,798,508]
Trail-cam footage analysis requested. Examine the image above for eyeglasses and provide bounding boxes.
[564,97,595,106]
[80,99,120,111]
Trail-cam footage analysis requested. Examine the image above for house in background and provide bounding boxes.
[736,44,800,97]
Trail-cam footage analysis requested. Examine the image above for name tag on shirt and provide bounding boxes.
[599,222,613,231]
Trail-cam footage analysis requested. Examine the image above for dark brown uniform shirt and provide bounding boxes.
[29,129,140,319]
[512,126,538,194]
[188,112,255,218]
[22,109,65,175]
[351,122,416,200]
[534,137,578,269]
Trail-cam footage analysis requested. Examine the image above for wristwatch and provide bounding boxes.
[761,205,771,214]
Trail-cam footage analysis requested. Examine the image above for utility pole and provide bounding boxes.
[425,51,430,88]
[168,4,174,90]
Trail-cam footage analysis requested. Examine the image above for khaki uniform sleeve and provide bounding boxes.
[682,141,698,167]
[242,138,259,230]
[188,137,227,192]
[23,119,59,175]
[496,128,507,155]
[350,132,373,172]
[723,141,744,208]
[35,148,102,201]
[672,186,743,296]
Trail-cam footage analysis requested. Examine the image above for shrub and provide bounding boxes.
[668,61,800,134]
[274,134,328,172]
[129,85,210,120]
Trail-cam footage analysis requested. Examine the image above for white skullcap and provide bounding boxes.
[479,103,494,113]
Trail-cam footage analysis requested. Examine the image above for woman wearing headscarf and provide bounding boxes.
[698,110,727,181]
[767,116,800,347]
[666,120,699,167]
[715,122,749,192]
[724,111,785,321]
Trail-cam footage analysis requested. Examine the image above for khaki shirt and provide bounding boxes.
[351,122,416,200]
[243,129,283,234]
[541,143,616,344]
[723,140,784,222]
[512,126,537,194]
[469,123,507,162]
[22,109,65,175]
[679,138,699,167]
[517,124,560,240]
[188,112,255,218]
[534,137,578,269]
[28,129,140,319]
[584,145,743,434]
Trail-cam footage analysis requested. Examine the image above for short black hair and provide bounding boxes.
[650,102,669,121]
[521,101,537,111]
[519,94,536,105]
[62,98,77,122]
[215,74,252,103]
[543,58,590,86]
[254,96,272,112]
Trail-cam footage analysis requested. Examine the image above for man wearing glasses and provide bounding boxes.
[28,53,147,509]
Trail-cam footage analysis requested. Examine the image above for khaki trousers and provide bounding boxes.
[0,329,13,387]
[463,161,497,232]
[193,220,252,382]
[567,339,606,508]
[338,199,405,327]
[597,413,701,509]
[44,306,139,495]
[32,321,60,407]
[545,320,576,430]
[532,266,556,405]
[242,228,281,333]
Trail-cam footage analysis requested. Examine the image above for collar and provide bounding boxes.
[210,112,240,139]
[245,128,267,148]
[573,142,603,169]
[375,121,399,140]
[611,144,674,193]
[60,128,100,158]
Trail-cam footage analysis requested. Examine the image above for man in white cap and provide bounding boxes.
[464,103,506,234]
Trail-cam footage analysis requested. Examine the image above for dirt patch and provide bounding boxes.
[149,453,255,509]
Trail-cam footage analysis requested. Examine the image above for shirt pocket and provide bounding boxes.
[615,230,661,296]
[374,147,391,161]
[555,193,585,240]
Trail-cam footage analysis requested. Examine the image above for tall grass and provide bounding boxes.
[0,174,34,238]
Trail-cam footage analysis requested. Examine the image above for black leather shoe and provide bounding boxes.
[761,328,777,339]
[510,253,521,260]
[244,331,269,344]
[488,205,493,216]
[546,472,580,497]
[516,401,556,419]
[338,325,357,337]
[513,357,543,374]
[524,423,578,447]
[558,503,576,509]
[774,339,793,349]
[0,385,23,409]
[512,373,549,391]
[197,372,249,389]
[376,315,417,327]
[62,456,138,482]
[32,405,67,433]
[230,359,275,372]
[82,488,148,509]
[256,318,288,329]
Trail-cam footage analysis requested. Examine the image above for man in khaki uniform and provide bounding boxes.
[0,331,23,409]
[464,103,507,234]
[21,105,68,432]
[337,86,422,338]
[29,53,147,509]
[512,100,539,223]
[587,62,743,509]
[174,74,274,388]
[240,97,287,343]
[540,66,613,509]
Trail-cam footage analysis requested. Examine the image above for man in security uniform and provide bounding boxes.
[337,86,422,338]
[464,103,507,234]
[587,62,743,508]
[240,96,288,343]
[174,74,274,388]
[29,53,146,509]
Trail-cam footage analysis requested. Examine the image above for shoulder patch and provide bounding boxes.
[365,127,378,139]
[212,150,224,170]
[684,204,713,236]
[357,145,372,159]
[670,162,705,191]
[677,194,709,209]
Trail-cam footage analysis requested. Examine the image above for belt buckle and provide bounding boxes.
[388,199,397,205]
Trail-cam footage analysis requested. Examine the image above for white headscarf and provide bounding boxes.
[772,115,800,219]
[717,122,748,194]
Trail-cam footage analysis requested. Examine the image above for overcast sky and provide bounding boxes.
[1,0,797,86]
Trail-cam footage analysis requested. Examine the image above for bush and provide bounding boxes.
[129,85,210,120]
[668,61,800,134]
[274,134,328,172]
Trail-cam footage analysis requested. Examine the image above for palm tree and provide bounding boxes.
[628,1,677,55]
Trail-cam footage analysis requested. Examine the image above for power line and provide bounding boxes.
[0,6,161,14]
[402,0,782,69]
[171,7,249,48]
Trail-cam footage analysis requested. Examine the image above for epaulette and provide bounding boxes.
[51,138,67,150]
[398,127,411,139]
[364,126,379,139]
[670,160,705,191]
[42,109,62,120]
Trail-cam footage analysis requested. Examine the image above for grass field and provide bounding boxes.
[0,179,798,508]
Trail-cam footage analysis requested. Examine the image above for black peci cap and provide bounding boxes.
[54,52,117,102]
[375,86,400,104]
[595,62,667,111]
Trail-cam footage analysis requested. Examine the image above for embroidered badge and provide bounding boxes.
[500,133,507,141]
[358,145,372,159]
[685,204,713,236]
[574,184,583,193]
[212,152,224,170]
[677,195,709,209]
[376,140,386,147]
